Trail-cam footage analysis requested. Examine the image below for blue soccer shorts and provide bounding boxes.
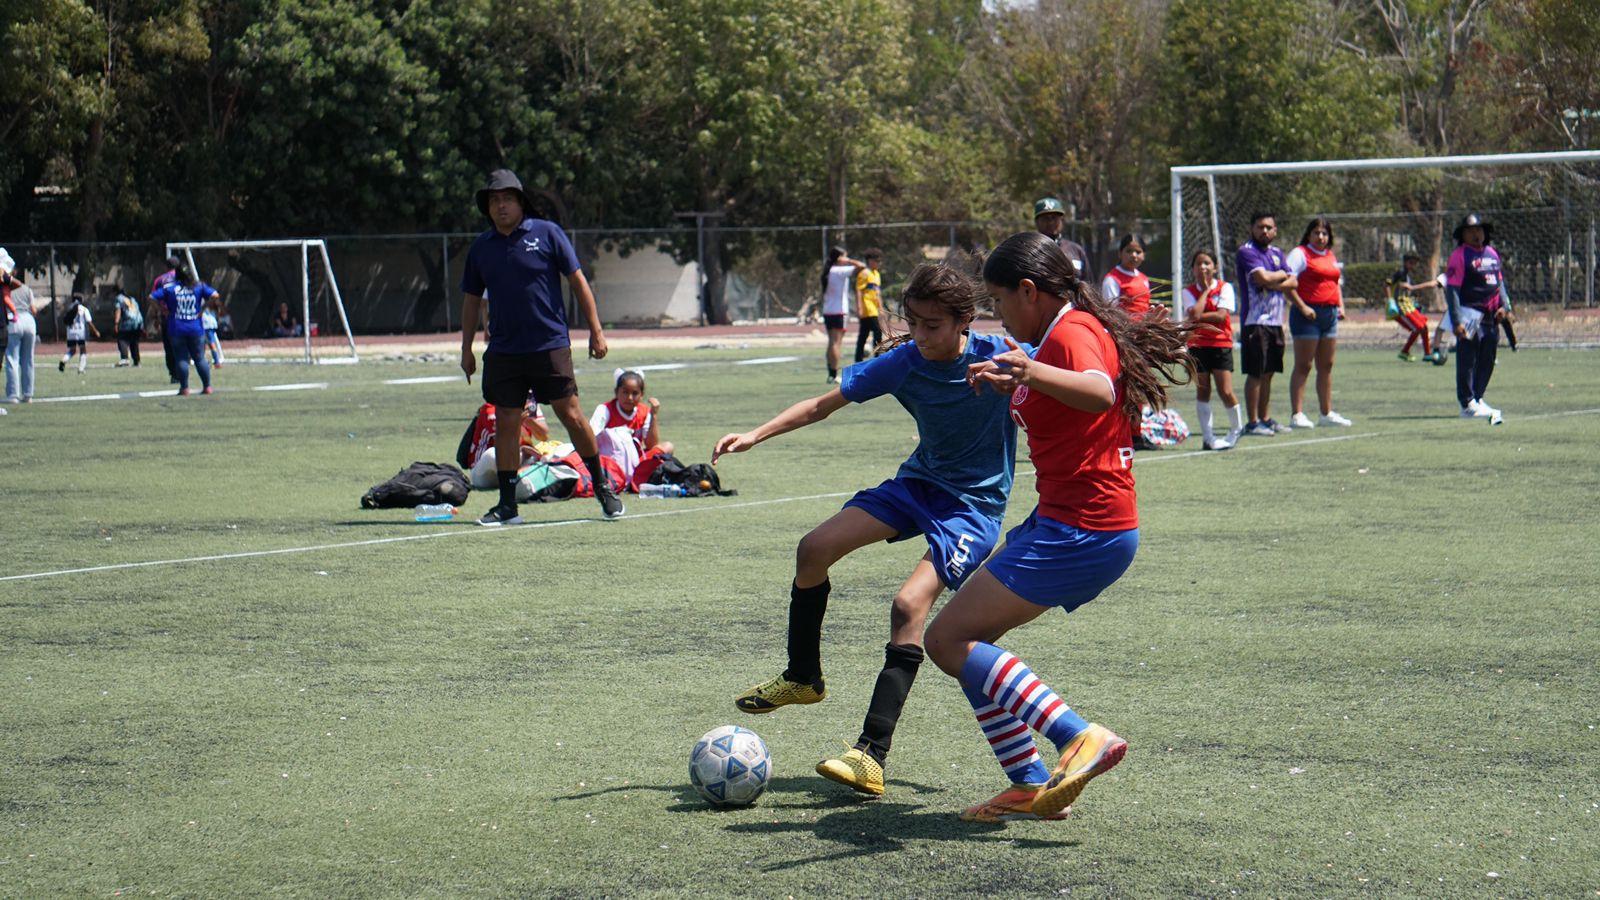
[983,509,1139,610]
[844,477,1002,590]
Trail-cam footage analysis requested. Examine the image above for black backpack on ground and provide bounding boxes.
[361,461,471,509]
[646,453,736,497]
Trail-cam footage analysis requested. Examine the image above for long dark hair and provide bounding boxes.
[983,232,1192,425]
[175,264,197,288]
[1299,217,1334,248]
[875,253,985,356]
[820,245,846,293]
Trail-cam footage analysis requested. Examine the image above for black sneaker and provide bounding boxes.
[476,505,523,527]
[593,482,626,520]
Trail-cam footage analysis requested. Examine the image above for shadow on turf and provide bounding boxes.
[557,777,1077,870]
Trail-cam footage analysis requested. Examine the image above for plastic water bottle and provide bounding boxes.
[414,503,457,522]
[638,483,685,499]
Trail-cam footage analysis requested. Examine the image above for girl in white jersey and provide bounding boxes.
[819,246,865,383]
[59,294,100,374]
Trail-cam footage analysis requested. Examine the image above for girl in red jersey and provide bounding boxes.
[1100,234,1153,318]
[1182,249,1243,450]
[590,369,674,489]
[924,231,1193,823]
[1285,217,1351,428]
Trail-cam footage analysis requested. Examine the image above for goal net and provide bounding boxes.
[1171,151,1600,313]
[165,239,358,363]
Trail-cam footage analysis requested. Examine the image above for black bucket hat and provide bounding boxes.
[476,169,534,219]
[1453,212,1493,245]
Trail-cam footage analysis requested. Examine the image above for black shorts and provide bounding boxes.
[67,339,87,351]
[481,347,576,408]
[823,314,846,331]
[1240,324,1284,376]
[1188,345,1233,373]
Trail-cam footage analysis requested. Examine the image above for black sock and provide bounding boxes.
[782,579,830,684]
[855,643,924,764]
[828,367,838,379]
[497,470,518,510]
[581,454,608,492]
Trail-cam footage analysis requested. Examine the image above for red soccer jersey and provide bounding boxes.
[601,398,650,438]
[1291,245,1342,306]
[1103,267,1151,318]
[1010,308,1139,531]
[1183,281,1234,349]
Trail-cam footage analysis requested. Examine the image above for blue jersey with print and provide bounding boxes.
[839,332,1018,521]
[152,282,217,337]
[461,218,581,354]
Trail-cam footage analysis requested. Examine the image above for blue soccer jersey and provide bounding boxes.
[839,333,1018,522]
[152,282,217,338]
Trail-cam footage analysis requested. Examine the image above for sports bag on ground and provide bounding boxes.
[644,453,737,497]
[361,462,470,509]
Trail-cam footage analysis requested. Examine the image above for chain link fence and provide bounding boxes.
[3,219,1179,341]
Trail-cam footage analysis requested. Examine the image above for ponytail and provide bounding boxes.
[820,245,846,293]
[984,232,1193,425]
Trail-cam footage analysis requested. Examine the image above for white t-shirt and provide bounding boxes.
[822,265,856,317]
[1180,281,1237,315]
[66,304,92,341]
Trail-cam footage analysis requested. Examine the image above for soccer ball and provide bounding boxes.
[689,725,771,807]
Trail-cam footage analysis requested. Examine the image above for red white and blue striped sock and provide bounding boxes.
[961,679,1050,785]
[961,641,1088,753]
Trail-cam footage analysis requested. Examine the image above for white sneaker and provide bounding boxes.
[1479,402,1503,425]
[1223,428,1243,447]
[1460,400,1482,418]
[1289,412,1316,429]
[1318,411,1352,427]
[1204,437,1233,451]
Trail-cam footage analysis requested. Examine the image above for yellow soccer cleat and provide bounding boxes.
[959,783,1069,823]
[1031,723,1127,818]
[815,746,885,796]
[734,673,826,714]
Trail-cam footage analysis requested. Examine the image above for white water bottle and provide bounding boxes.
[638,483,683,499]
[415,503,457,522]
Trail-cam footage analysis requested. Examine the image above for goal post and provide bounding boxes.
[165,238,358,363]
[1171,150,1600,313]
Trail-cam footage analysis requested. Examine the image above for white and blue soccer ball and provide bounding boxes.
[689,725,771,807]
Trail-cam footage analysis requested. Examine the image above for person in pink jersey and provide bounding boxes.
[1284,217,1351,428]
[926,231,1194,824]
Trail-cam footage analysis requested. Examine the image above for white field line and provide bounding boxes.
[735,356,800,365]
[383,375,459,385]
[5,407,1597,585]
[253,382,327,392]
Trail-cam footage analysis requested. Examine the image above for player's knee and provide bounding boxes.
[923,622,964,676]
[795,530,838,572]
[889,591,930,633]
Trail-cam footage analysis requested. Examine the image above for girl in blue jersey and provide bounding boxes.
[149,265,221,396]
[713,259,1022,798]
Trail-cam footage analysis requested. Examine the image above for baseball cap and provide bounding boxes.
[1034,197,1066,217]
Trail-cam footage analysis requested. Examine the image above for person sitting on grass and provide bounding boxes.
[458,395,551,490]
[591,369,674,490]
[270,302,302,338]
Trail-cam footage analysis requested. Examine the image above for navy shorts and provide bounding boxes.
[845,477,1001,590]
[984,509,1138,610]
[1289,304,1339,340]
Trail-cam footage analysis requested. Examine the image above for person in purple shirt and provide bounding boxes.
[459,169,623,525]
[1444,213,1513,425]
[151,256,182,384]
[1234,213,1299,436]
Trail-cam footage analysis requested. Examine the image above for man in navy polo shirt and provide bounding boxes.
[460,169,624,524]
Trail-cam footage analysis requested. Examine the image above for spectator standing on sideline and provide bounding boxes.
[1101,234,1154,319]
[152,256,181,383]
[1033,197,1094,283]
[5,272,49,405]
[820,246,865,383]
[1235,213,1297,436]
[114,289,144,366]
[1284,217,1352,428]
[1445,213,1512,425]
[459,168,625,526]
[854,249,884,362]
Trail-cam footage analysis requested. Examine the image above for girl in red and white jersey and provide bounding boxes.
[1284,217,1350,428]
[590,369,674,489]
[1182,249,1243,450]
[1100,234,1153,318]
[925,231,1194,823]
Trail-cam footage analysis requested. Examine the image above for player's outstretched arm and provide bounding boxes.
[712,389,849,462]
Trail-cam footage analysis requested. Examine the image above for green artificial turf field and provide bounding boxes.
[2,345,1597,897]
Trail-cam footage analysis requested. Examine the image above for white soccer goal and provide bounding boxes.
[1170,151,1600,312]
[165,239,358,363]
